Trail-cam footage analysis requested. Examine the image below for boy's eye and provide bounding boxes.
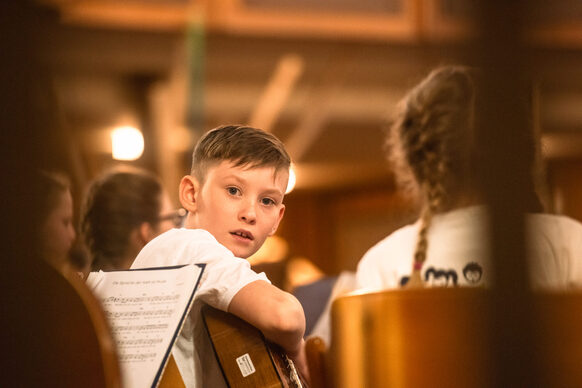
[227,187,240,196]
[261,198,276,206]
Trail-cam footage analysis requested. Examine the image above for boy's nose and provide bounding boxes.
[239,202,257,225]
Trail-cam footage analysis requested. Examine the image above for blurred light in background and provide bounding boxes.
[111,126,144,160]
[285,256,324,290]
[286,164,296,194]
[248,235,289,266]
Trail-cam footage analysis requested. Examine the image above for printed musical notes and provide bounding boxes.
[86,265,204,388]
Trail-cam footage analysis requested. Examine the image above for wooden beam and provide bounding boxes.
[249,54,304,132]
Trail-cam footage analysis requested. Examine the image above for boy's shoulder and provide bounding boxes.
[157,227,217,242]
[132,228,234,269]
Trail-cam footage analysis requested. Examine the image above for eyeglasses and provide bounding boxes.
[157,208,187,228]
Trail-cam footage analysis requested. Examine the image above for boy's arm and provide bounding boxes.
[228,279,309,381]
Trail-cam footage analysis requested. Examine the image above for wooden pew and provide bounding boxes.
[532,292,582,387]
[329,288,492,388]
[3,259,122,387]
[319,288,582,388]
[305,336,330,388]
[159,355,187,388]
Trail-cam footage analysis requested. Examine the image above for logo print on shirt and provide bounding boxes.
[399,267,458,287]
[463,262,483,284]
[424,267,458,286]
[399,262,484,287]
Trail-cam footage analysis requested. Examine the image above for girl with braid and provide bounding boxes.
[354,66,582,290]
[309,65,582,346]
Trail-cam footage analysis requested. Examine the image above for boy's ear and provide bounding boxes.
[179,175,200,213]
[268,204,286,236]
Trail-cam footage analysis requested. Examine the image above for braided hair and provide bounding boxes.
[387,66,477,287]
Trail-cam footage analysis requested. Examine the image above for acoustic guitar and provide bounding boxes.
[202,304,307,388]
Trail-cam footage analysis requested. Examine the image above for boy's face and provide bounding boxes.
[184,160,288,259]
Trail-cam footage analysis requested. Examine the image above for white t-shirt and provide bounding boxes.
[355,206,582,291]
[130,228,269,388]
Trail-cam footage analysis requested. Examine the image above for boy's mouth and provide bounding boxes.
[230,230,254,241]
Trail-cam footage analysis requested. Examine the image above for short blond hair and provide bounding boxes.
[191,125,291,184]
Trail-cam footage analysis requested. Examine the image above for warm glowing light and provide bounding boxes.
[285,256,324,290]
[248,235,289,266]
[111,126,144,160]
[286,164,296,194]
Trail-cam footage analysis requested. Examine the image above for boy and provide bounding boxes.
[130,125,308,387]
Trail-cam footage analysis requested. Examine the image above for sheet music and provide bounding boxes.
[86,264,204,388]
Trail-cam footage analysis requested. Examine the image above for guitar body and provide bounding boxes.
[202,304,302,388]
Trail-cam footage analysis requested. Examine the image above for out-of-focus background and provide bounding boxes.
[36,0,582,288]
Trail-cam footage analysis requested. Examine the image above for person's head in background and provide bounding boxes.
[180,124,290,259]
[388,66,480,216]
[81,166,181,271]
[388,65,543,285]
[389,65,543,215]
[35,170,76,271]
